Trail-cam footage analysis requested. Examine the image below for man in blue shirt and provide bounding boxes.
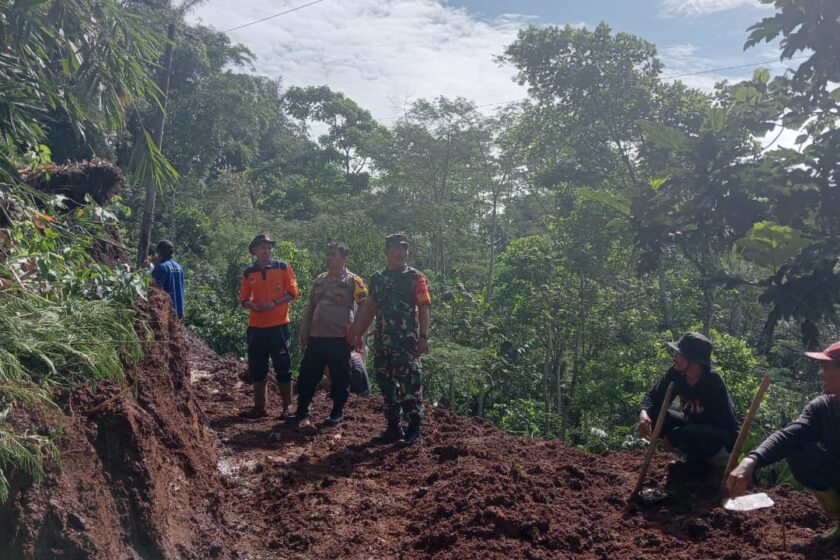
[151,240,185,318]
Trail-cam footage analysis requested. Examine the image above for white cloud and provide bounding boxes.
[187,0,533,123]
[660,0,765,17]
[659,42,798,91]
[659,43,750,90]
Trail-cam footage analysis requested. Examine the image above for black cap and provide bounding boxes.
[385,232,409,248]
[249,233,276,254]
[666,332,713,367]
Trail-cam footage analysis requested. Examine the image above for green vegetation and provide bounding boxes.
[0,0,167,501]
[0,292,142,500]
[1,0,839,498]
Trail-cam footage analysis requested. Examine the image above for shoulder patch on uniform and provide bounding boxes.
[243,263,260,277]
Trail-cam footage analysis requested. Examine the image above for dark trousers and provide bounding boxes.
[787,443,840,492]
[247,324,291,383]
[297,337,352,410]
[661,410,730,462]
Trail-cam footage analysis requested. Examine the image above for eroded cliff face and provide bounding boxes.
[0,289,228,560]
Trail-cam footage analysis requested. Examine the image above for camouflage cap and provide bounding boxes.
[385,232,409,248]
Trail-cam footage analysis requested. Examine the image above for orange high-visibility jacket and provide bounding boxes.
[239,259,300,327]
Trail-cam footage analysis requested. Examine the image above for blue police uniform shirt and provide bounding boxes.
[152,258,185,318]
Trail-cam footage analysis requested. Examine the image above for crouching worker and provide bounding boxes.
[727,341,840,541]
[239,234,299,418]
[639,332,739,475]
[287,242,367,426]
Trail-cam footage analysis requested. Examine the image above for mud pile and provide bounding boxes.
[4,303,840,559]
[191,333,840,560]
[23,160,123,208]
[0,290,230,559]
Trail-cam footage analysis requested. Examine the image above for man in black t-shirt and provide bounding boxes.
[727,340,840,541]
[639,332,740,472]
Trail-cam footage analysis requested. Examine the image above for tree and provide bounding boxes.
[283,85,390,195]
[734,0,840,350]
[0,0,171,184]
[373,97,487,276]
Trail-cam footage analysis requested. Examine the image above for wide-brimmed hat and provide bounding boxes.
[666,332,713,368]
[804,341,840,364]
[249,233,276,254]
[385,232,409,248]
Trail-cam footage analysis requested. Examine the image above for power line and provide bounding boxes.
[223,0,324,33]
[661,55,809,80]
[375,55,811,121]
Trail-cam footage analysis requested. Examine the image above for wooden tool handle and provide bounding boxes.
[721,374,771,488]
[631,381,676,500]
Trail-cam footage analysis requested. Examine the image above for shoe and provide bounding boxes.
[326,408,344,426]
[239,382,267,418]
[375,423,404,444]
[285,405,310,425]
[398,417,421,447]
[812,489,840,540]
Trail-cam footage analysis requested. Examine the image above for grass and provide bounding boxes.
[0,289,142,501]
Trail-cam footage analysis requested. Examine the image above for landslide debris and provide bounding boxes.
[3,296,839,559]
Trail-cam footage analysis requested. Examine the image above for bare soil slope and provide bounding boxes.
[191,332,840,560]
[0,290,230,559]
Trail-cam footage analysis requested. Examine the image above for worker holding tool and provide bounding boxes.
[727,340,840,540]
[639,332,740,475]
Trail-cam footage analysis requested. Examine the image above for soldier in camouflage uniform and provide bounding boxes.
[348,233,431,447]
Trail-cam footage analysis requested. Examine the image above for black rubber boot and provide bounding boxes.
[325,402,345,426]
[398,417,422,447]
[285,398,311,425]
[375,420,403,444]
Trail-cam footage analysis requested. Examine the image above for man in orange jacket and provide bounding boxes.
[239,234,299,418]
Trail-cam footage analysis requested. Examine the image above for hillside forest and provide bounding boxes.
[1,0,839,498]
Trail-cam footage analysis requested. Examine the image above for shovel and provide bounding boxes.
[630,381,676,505]
[721,374,774,512]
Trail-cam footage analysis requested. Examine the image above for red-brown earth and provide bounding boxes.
[3,291,840,559]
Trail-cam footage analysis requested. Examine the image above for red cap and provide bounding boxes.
[804,340,840,364]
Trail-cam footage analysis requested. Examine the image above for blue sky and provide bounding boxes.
[189,0,794,123]
[451,0,775,63]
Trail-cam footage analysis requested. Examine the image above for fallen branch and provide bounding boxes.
[84,386,133,415]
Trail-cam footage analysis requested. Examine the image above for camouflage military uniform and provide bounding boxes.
[369,265,431,425]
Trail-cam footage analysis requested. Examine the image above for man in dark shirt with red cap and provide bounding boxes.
[728,340,840,541]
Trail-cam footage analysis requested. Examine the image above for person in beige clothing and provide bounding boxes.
[287,242,368,425]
